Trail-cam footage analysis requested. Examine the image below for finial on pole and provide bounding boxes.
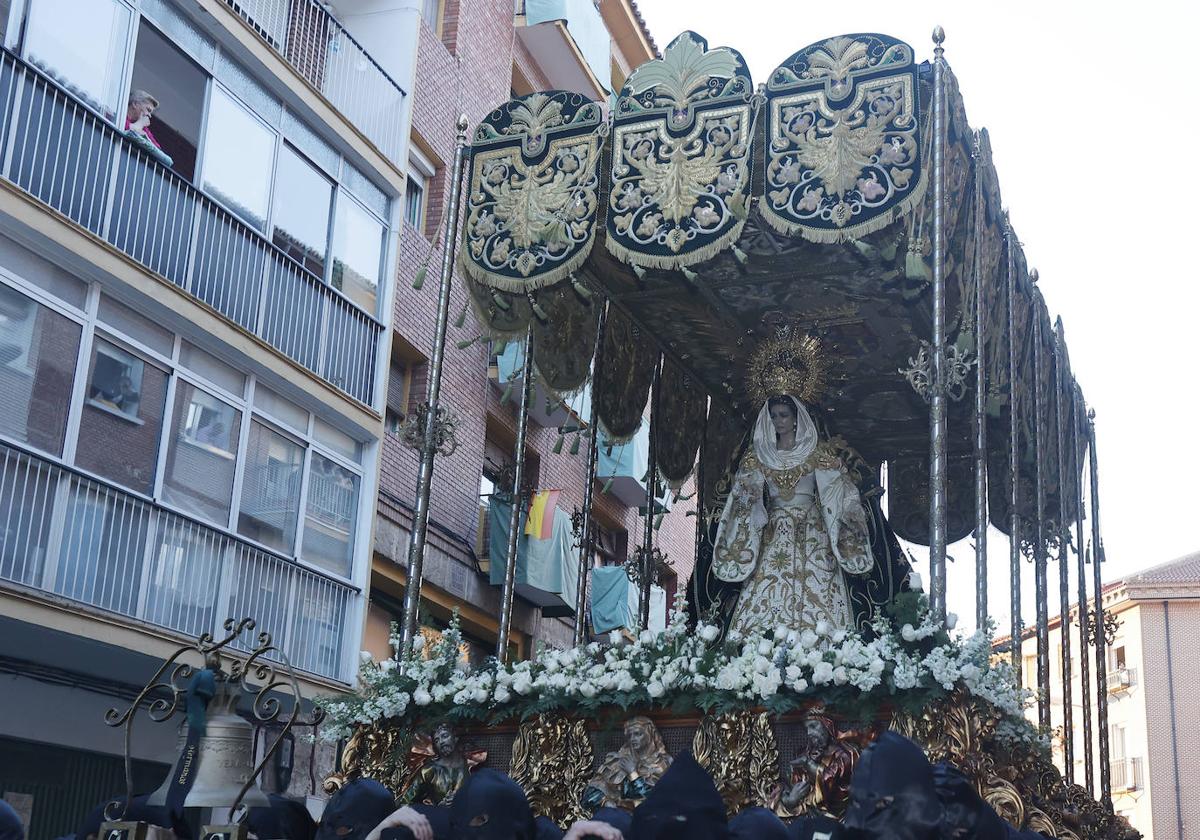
[1030,268,1039,284]
[456,113,469,138]
[932,25,945,59]
[1088,407,1097,421]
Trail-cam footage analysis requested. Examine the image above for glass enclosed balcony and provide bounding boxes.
[0,439,356,681]
[0,49,382,405]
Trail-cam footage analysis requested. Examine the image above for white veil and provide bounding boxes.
[751,394,818,470]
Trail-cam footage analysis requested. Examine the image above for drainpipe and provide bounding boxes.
[1163,600,1183,840]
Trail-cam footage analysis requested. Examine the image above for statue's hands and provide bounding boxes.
[564,821,624,840]
[618,755,637,775]
[367,806,433,840]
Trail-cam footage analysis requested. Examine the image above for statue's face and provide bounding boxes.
[433,724,458,756]
[768,400,797,437]
[626,723,649,752]
[805,718,829,747]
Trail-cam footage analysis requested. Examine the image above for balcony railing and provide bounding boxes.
[1110,757,1143,791]
[1107,667,1136,693]
[223,0,406,165]
[0,439,356,681]
[0,49,380,405]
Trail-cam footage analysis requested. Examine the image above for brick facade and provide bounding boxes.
[374,2,694,650]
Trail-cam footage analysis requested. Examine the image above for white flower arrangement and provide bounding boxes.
[320,592,1040,750]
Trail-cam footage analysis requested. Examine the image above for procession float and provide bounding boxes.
[314,28,1134,839]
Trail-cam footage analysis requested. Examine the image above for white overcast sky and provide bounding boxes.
[634,0,1200,632]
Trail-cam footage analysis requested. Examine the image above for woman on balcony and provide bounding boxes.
[125,90,173,168]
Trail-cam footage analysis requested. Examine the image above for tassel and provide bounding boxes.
[569,434,581,455]
[602,477,614,494]
[500,382,513,404]
[531,299,549,322]
[632,264,646,280]
[654,512,664,531]
[456,335,480,350]
[453,303,468,328]
[411,265,427,290]
[552,433,564,454]
[680,266,698,282]
[732,246,748,265]
[571,278,593,302]
[495,340,508,357]
[492,293,511,311]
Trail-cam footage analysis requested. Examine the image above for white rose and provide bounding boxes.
[380,659,396,673]
[901,624,917,642]
[472,688,487,704]
[791,677,809,693]
[757,639,774,656]
[727,630,743,645]
[609,631,623,646]
[494,686,511,704]
[411,634,425,651]
[699,624,720,643]
[359,650,374,663]
[799,630,818,648]
[785,664,802,681]
[774,625,789,642]
[946,612,958,630]
[513,674,533,695]
[833,666,848,685]
[579,682,597,699]
[812,662,834,684]
[815,620,830,637]
[413,687,432,706]
[640,630,655,645]
[647,681,665,698]
[908,571,924,591]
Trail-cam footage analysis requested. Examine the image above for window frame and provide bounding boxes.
[0,269,368,584]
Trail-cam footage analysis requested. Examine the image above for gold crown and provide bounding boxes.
[746,328,829,406]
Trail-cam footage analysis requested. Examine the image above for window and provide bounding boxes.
[76,338,167,494]
[0,284,81,456]
[404,170,426,230]
[422,0,444,34]
[201,87,277,229]
[127,19,207,178]
[24,0,131,119]
[385,358,410,432]
[162,383,242,525]
[144,519,221,636]
[593,524,628,567]
[302,453,360,576]
[272,145,333,277]
[237,421,304,554]
[331,194,384,315]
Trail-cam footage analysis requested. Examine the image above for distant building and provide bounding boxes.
[1010,551,1200,840]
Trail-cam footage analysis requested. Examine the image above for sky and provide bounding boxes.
[632,0,1200,632]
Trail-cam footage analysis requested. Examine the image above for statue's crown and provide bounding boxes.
[747,326,829,405]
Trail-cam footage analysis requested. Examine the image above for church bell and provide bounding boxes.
[147,670,270,810]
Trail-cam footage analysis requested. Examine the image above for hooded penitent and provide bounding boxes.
[728,806,789,840]
[630,752,728,840]
[788,813,845,840]
[842,733,941,840]
[315,779,396,840]
[931,762,1008,840]
[247,793,317,840]
[449,769,537,840]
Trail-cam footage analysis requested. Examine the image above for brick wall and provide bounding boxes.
[376,1,696,648]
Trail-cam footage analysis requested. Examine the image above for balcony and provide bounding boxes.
[515,0,610,98]
[1107,666,1136,693]
[1110,757,1143,792]
[0,439,356,682]
[0,49,381,405]
[221,0,406,165]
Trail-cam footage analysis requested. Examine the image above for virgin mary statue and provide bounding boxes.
[695,328,911,637]
[711,393,874,637]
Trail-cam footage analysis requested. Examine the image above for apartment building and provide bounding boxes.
[0,0,421,831]
[1013,551,1200,840]
[360,0,703,665]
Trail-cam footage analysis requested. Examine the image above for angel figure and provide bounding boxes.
[581,716,672,813]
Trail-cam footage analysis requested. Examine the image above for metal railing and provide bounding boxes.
[307,471,356,528]
[0,49,381,405]
[223,0,406,164]
[0,439,355,681]
[1110,757,1143,791]
[1107,667,1136,693]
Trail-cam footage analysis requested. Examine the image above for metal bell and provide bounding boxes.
[148,673,270,810]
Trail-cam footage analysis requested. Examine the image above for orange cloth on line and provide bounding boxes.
[524,489,561,540]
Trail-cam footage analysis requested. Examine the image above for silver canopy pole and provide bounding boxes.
[638,356,662,630]
[1031,279,1051,733]
[1004,220,1022,680]
[927,26,949,621]
[971,130,989,630]
[1073,384,1094,795]
[1088,409,1112,809]
[496,331,535,663]
[400,115,470,650]
[1053,320,1074,781]
[573,301,609,646]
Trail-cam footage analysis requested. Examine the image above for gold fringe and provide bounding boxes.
[597,418,642,447]
[757,172,929,244]
[603,217,748,271]
[458,236,596,295]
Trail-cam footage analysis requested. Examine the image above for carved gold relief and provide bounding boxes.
[509,714,595,826]
[693,711,779,816]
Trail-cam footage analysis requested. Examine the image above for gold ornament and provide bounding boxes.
[746,327,830,406]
